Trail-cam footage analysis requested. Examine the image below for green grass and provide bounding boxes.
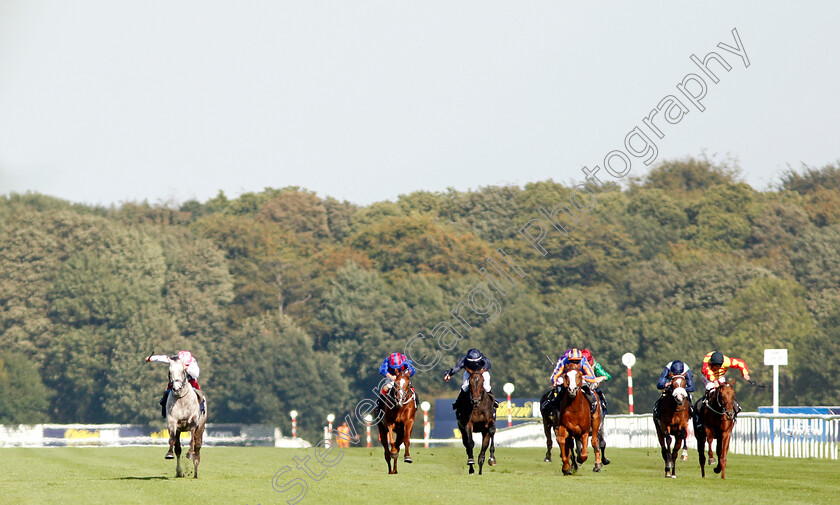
[0,446,836,505]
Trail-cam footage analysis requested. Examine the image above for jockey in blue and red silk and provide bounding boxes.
[379,352,419,407]
[549,348,599,414]
[146,350,205,418]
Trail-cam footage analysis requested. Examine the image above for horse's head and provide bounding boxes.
[169,357,188,395]
[468,369,486,406]
[393,368,413,406]
[671,374,688,403]
[715,383,737,420]
[563,369,583,397]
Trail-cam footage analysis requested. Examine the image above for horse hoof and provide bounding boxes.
[708,457,716,465]
[489,458,497,466]
[404,457,413,464]
[544,457,551,463]
[562,468,573,476]
[469,467,475,475]
[593,464,602,473]
[602,457,610,465]
[165,452,174,460]
[186,452,195,460]
[714,466,722,474]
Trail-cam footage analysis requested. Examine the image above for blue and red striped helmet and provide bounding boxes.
[389,352,405,368]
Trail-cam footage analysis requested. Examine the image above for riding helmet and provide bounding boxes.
[709,351,724,366]
[669,360,685,374]
[466,348,483,361]
[567,348,583,361]
[389,352,405,368]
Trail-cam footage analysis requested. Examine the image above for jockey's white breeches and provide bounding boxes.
[461,371,491,392]
[703,376,725,391]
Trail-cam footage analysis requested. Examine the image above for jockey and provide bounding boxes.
[694,351,750,427]
[146,351,206,418]
[443,348,499,410]
[379,352,419,408]
[582,348,611,465]
[548,348,598,414]
[653,360,696,419]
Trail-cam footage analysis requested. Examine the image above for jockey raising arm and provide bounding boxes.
[700,351,750,392]
[657,360,696,392]
[443,348,498,408]
[146,350,204,418]
[146,351,201,380]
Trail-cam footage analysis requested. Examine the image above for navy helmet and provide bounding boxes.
[669,360,686,375]
[709,351,724,366]
[466,348,483,361]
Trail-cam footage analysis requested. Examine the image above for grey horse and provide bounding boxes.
[163,356,207,478]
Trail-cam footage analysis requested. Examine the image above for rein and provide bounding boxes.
[705,384,735,417]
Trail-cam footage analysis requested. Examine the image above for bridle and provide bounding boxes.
[169,363,190,399]
[393,373,414,407]
[670,374,689,413]
[468,369,487,407]
[706,383,736,419]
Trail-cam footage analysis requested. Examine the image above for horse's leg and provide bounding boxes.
[477,430,492,475]
[714,431,730,478]
[192,423,204,479]
[591,412,602,472]
[557,426,572,476]
[186,425,197,460]
[174,430,184,478]
[695,427,706,478]
[403,416,414,463]
[707,434,716,466]
[388,424,400,474]
[465,424,476,474]
[378,425,392,474]
[670,430,683,479]
[488,422,497,466]
[166,421,177,459]
[543,417,553,462]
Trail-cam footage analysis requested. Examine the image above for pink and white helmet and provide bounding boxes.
[177,350,194,366]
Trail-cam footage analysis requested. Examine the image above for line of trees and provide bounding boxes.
[2,157,840,440]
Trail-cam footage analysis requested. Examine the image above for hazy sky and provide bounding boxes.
[1,1,838,207]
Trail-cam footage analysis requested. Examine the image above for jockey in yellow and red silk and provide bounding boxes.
[146,350,205,418]
[694,351,750,426]
[549,348,599,414]
[379,352,419,408]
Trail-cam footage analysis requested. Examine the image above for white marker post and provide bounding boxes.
[364,413,373,448]
[421,401,431,447]
[326,413,335,448]
[622,353,636,414]
[764,349,788,414]
[289,410,298,439]
[764,348,788,457]
[503,382,515,428]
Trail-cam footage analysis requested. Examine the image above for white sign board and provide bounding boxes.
[764,348,788,366]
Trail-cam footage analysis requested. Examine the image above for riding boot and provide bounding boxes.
[195,389,206,414]
[735,400,742,416]
[159,390,169,418]
[583,386,597,414]
[414,389,420,409]
[453,389,467,410]
[653,396,662,420]
[693,398,704,430]
[597,389,608,416]
[489,390,499,408]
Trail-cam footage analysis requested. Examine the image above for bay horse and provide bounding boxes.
[377,368,416,474]
[550,368,603,475]
[455,369,497,475]
[695,382,737,479]
[165,357,206,478]
[653,374,691,478]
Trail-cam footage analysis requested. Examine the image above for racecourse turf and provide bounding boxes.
[0,446,836,505]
